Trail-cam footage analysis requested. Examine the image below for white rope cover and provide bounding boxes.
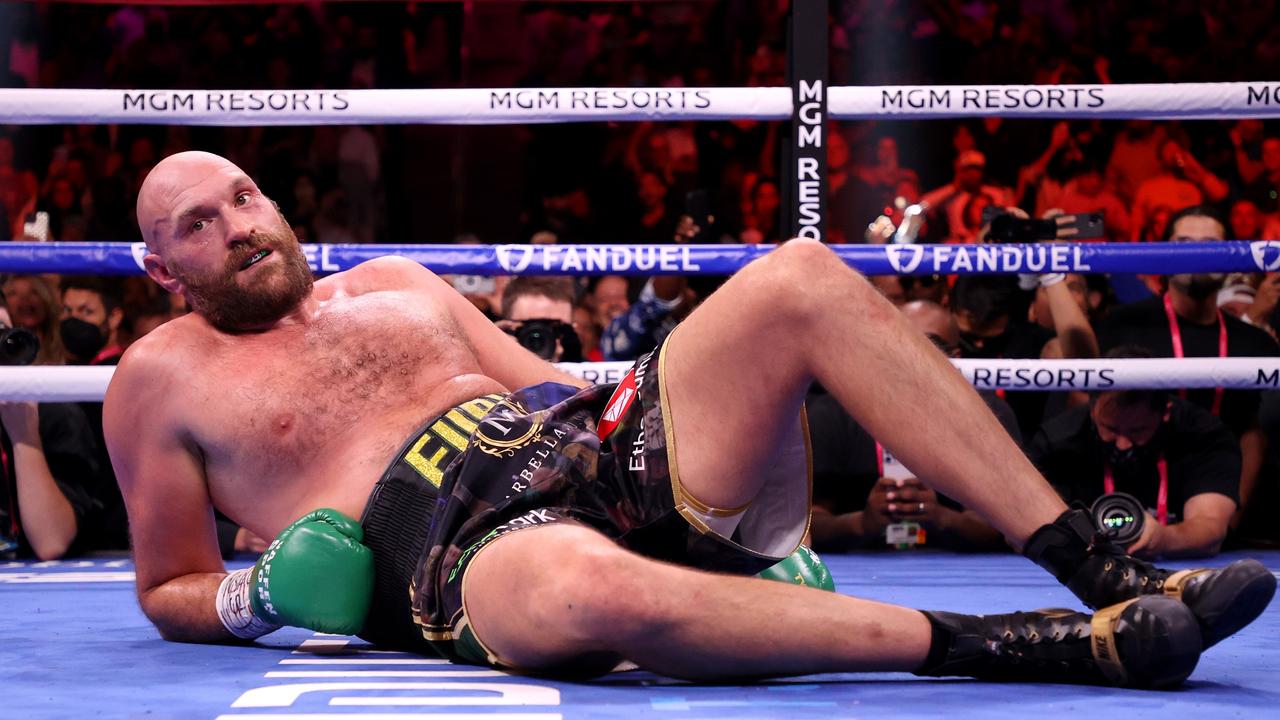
[5,358,1280,402]
[3,82,1278,125]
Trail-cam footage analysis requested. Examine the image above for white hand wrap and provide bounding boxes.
[216,567,281,639]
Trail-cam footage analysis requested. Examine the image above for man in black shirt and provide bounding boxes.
[0,302,111,559]
[1029,380,1239,559]
[1097,205,1277,531]
[808,301,1015,552]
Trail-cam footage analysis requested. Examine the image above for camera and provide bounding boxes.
[1091,492,1146,546]
[1,327,40,366]
[981,208,1105,244]
[509,319,581,362]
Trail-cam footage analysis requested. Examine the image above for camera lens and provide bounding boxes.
[515,321,557,360]
[1090,492,1146,546]
[0,327,40,366]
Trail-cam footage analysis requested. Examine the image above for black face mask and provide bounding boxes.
[958,330,1010,359]
[60,317,106,362]
[1096,427,1164,470]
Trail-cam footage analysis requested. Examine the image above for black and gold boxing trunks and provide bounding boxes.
[358,337,811,665]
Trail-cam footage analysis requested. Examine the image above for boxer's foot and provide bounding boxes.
[915,596,1201,688]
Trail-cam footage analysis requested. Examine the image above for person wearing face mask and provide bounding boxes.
[1098,205,1278,536]
[951,275,1061,440]
[1028,347,1240,559]
[60,277,126,366]
[0,294,114,560]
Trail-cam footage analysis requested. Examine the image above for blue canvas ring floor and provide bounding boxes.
[4,550,1277,719]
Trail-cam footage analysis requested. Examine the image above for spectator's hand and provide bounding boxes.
[1125,512,1161,559]
[674,214,713,244]
[0,401,40,444]
[863,477,896,539]
[886,477,943,531]
[234,527,271,554]
[977,206,1027,245]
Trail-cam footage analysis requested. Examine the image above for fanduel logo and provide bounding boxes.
[496,245,536,273]
[1251,241,1280,272]
[885,245,925,274]
[130,242,149,271]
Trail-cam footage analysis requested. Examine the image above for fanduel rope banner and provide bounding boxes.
[785,0,827,241]
[9,358,1280,402]
[5,83,1279,125]
[4,241,1280,276]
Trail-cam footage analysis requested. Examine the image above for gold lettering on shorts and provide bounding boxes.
[403,394,504,486]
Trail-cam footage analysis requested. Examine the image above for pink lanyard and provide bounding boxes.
[1104,457,1168,525]
[2,444,15,537]
[874,442,884,476]
[1163,293,1226,416]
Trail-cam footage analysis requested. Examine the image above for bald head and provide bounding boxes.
[901,300,959,354]
[136,151,250,251]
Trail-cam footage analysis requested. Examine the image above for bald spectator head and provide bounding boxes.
[902,300,960,357]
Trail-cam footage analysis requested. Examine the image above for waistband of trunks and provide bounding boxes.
[358,393,504,651]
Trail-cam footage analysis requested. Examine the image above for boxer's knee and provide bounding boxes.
[755,239,875,327]
[544,544,666,649]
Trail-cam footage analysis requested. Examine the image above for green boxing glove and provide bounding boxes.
[757,545,836,592]
[215,508,374,639]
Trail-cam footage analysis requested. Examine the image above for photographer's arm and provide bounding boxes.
[1038,278,1098,360]
[1,402,77,560]
[1136,494,1235,559]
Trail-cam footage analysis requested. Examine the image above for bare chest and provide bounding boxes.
[189,295,474,491]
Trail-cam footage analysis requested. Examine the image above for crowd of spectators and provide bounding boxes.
[3,1,1280,561]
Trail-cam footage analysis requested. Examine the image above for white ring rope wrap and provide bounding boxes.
[2,82,1279,125]
[5,358,1280,402]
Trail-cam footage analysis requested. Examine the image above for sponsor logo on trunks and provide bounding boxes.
[475,398,543,458]
[597,352,652,442]
[447,509,560,582]
[885,244,1093,275]
[404,395,501,486]
[1251,241,1280,272]
[597,372,638,441]
[510,426,569,493]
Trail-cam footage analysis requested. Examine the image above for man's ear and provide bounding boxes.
[107,306,124,333]
[143,252,184,296]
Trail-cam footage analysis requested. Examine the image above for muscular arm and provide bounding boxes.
[389,257,590,389]
[104,345,232,643]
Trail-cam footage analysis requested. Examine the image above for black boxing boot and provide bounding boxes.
[1023,507,1276,648]
[914,596,1201,688]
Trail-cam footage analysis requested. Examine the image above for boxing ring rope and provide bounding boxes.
[2,240,1279,276]
[6,358,1280,403]
[3,80,1276,399]
[3,82,1280,124]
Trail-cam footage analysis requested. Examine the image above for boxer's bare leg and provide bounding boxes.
[661,239,1064,546]
[463,523,930,677]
